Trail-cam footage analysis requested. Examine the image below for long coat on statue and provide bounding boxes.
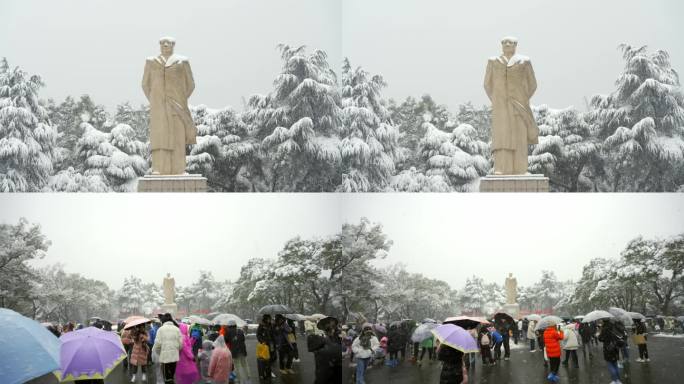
[142,54,197,150]
[483,54,539,151]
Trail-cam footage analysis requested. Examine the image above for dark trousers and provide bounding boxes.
[161,362,177,384]
[278,345,293,369]
[549,357,560,374]
[413,342,419,358]
[529,338,536,350]
[581,340,593,358]
[493,341,502,360]
[419,347,434,361]
[257,358,272,380]
[502,334,511,358]
[638,344,649,359]
[292,342,299,360]
[389,351,398,360]
[564,350,578,366]
[480,345,493,364]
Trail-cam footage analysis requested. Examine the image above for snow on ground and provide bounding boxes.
[651,333,684,338]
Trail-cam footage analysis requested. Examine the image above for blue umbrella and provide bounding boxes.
[0,308,61,384]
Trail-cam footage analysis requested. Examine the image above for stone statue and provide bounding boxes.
[162,273,175,305]
[142,37,197,175]
[484,37,539,175]
[505,273,517,304]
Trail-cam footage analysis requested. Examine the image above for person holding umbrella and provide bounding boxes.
[432,323,479,383]
[527,320,537,352]
[351,323,379,384]
[561,324,580,368]
[153,313,182,384]
[257,314,276,380]
[273,314,295,375]
[307,316,342,384]
[598,319,624,384]
[129,323,150,382]
[543,324,564,383]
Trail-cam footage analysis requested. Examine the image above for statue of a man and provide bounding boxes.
[484,37,539,175]
[162,273,175,305]
[142,37,197,175]
[505,273,517,304]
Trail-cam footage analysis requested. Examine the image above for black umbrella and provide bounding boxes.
[258,304,293,316]
[494,312,515,325]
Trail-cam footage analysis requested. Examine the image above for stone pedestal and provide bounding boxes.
[503,303,521,320]
[137,174,207,192]
[160,303,178,317]
[479,174,549,192]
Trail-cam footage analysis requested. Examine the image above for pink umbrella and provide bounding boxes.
[123,315,145,324]
[123,317,151,330]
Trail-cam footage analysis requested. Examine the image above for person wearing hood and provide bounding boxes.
[198,340,213,381]
[543,325,564,383]
[189,323,204,358]
[478,327,494,366]
[175,323,200,384]
[561,324,580,368]
[578,321,594,359]
[386,323,403,368]
[308,316,342,384]
[153,313,182,384]
[351,324,379,384]
[256,314,276,380]
[209,336,234,384]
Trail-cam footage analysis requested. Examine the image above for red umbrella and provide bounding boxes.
[123,317,150,329]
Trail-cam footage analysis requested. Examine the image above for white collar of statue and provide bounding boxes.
[496,53,530,67]
[155,53,186,67]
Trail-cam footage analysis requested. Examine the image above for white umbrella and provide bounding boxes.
[212,313,246,327]
[573,315,585,320]
[285,314,306,321]
[608,307,633,326]
[307,313,327,321]
[188,315,211,326]
[629,312,646,321]
[534,315,563,331]
[411,323,438,342]
[582,310,614,323]
[525,314,542,322]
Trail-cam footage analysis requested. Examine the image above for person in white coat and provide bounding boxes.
[561,324,580,368]
[527,321,537,352]
[351,324,380,384]
[153,313,183,384]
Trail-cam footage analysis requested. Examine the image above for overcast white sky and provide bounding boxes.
[0,194,681,290]
[1,0,681,113]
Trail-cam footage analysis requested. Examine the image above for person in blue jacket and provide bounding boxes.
[491,329,504,360]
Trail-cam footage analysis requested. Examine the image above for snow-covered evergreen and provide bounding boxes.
[337,59,400,192]
[244,45,342,192]
[589,44,684,191]
[0,58,57,191]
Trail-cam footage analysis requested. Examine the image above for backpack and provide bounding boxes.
[191,328,202,340]
[481,333,490,346]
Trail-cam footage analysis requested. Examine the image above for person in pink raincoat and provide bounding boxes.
[209,334,234,384]
[175,323,200,384]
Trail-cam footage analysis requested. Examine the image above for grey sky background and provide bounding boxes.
[1,1,681,114]
[0,0,342,112]
[0,194,682,291]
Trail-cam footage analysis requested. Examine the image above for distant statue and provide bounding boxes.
[142,36,197,175]
[484,36,539,175]
[505,273,518,304]
[163,273,176,305]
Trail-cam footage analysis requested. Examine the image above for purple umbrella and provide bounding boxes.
[431,324,479,353]
[373,324,387,334]
[57,326,126,381]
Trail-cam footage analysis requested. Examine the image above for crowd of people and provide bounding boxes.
[337,314,663,384]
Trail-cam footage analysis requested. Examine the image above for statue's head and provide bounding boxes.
[166,272,171,278]
[509,273,513,278]
[159,36,176,56]
[500,36,518,56]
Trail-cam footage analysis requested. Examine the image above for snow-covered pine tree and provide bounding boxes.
[74,119,147,192]
[0,58,58,191]
[418,116,490,191]
[529,105,601,191]
[187,105,261,191]
[589,44,684,191]
[244,45,342,192]
[388,167,451,192]
[114,101,149,142]
[337,58,400,192]
[389,95,452,172]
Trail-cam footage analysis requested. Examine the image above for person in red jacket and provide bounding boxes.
[543,325,564,383]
